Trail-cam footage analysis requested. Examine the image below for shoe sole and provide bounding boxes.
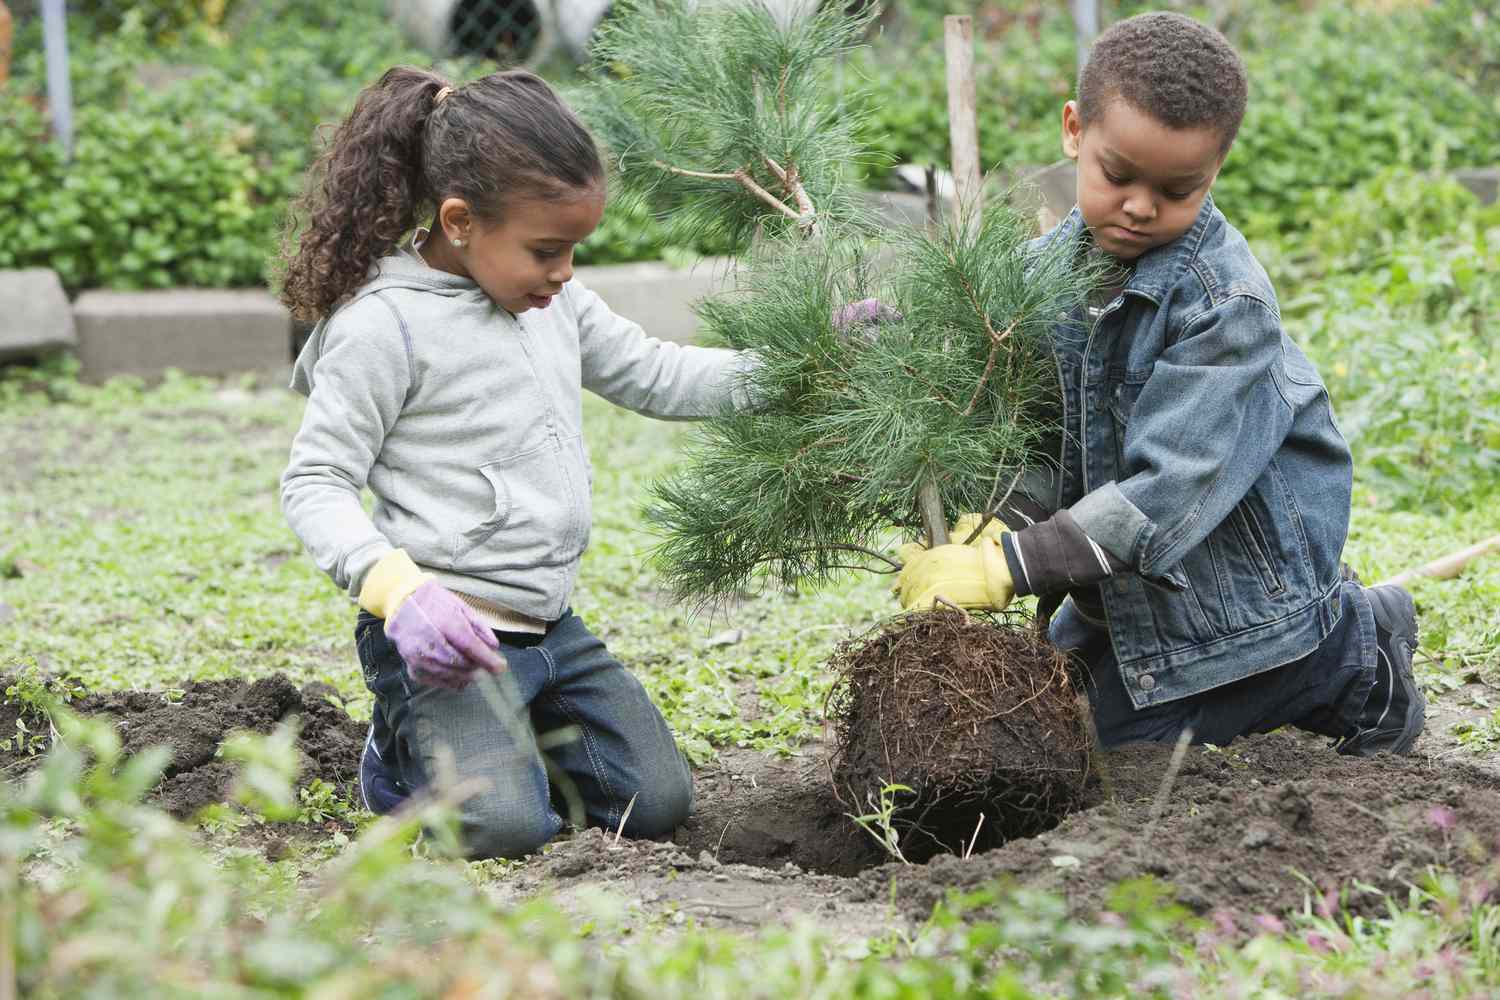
[358,724,380,813]
[1367,585,1424,755]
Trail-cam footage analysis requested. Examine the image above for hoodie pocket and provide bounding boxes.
[450,436,589,571]
[457,464,514,550]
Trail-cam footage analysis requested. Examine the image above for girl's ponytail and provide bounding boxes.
[279,67,450,323]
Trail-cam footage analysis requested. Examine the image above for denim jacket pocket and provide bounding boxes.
[1105,373,1150,478]
[1228,500,1286,597]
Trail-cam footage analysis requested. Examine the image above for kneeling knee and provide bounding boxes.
[461,804,560,861]
[620,771,693,838]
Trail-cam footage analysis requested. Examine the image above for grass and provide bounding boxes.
[0,366,892,762]
[2,359,1500,996]
[2,362,1497,760]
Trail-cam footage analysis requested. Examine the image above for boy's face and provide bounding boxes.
[439,187,606,314]
[1061,98,1226,262]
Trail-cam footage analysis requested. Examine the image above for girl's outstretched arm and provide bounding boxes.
[571,278,763,419]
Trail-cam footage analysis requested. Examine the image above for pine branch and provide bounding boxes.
[653,159,804,223]
[589,0,1106,604]
[579,0,873,251]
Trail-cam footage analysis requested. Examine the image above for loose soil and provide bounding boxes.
[1,674,365,817]
[7,672,1500,937]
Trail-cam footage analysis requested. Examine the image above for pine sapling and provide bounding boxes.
[582,0,1103,861]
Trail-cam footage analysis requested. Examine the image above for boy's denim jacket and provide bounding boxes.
[1023,196,1353,709]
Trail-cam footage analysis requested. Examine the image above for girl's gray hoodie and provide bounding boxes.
[281,249,758,621]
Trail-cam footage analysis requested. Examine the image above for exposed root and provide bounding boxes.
[826,608,1091,861]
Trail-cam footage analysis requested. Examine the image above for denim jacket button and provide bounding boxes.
[1138,674,1157,691]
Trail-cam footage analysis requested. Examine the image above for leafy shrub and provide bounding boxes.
[849,1,1500,241]
[68,0,237,42]
[0,90,286,289]
[845,12,1073,184]
[1218,5,1500,241]
[0,0,701,293]
[1280,172,1500,511]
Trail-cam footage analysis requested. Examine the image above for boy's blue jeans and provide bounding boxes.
[1054,580,1377,747]
[357,608,693,859]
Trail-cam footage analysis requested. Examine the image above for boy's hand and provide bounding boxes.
[895,537,1014,611]
[951,512,1008,546]
[360,550,508,689]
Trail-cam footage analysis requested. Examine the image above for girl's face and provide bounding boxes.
[1061,98,1225,262]
[438,187,606,314]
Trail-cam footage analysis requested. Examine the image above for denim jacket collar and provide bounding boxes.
[1041,194,1221,305]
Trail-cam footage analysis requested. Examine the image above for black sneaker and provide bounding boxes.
[358,717,409,815]
[1335,584,1424,756]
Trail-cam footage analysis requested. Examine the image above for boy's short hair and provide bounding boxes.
[1078,12,1248,153]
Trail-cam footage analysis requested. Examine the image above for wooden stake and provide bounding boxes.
[943,15,982,232]
[1377,534,1500,589]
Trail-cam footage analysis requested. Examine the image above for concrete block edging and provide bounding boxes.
[10,165,1496,383]
[50,258,734,383]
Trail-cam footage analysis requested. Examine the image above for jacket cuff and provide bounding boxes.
[1069,482,1154,567]
[1001,509,1125,597]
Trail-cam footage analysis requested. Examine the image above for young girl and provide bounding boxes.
[279,66,761,859]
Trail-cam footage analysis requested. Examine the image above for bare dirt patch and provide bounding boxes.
[7,673,1499,936]
[1,674,365,817]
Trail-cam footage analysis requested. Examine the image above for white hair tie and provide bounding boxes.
[433,86,453,106]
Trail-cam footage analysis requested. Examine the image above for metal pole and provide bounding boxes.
[42,0,74,159]
[1071,0,1098,76]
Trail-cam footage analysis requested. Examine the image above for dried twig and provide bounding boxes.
[653,159,802,223]
[962,319,1018,416]
[963,811,986,860]
[612,792,640,848]
[1377,534,1500,588]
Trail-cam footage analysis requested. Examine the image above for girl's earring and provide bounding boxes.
[452,237,467,249]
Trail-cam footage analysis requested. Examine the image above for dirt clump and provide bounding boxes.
[826,609,1091,861]
[3,674,366,817]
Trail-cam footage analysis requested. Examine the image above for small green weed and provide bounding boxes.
[846,780,914,864]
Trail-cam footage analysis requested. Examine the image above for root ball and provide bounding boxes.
[827,609,1091,861]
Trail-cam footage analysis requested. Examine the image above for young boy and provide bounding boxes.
[897,11,1423,755]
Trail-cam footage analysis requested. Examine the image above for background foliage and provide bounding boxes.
[1,0,1499,991]
[3,0,1497,288]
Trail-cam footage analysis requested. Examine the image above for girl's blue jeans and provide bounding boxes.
[356,608,693,860]
[1054,580,1377,748]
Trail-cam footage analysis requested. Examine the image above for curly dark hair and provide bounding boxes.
[278,66,605,322]
[1078,12,1248,153]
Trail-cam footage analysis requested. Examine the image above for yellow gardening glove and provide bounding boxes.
[950,512,1009,546]
[358,548,433,619]
[895,536,1014,611]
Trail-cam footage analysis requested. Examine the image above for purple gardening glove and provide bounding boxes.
[385,580,508,690]
[831,298,902,346]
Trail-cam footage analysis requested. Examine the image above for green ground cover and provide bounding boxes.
[1,341,1498,994]
[1,0,1497,991]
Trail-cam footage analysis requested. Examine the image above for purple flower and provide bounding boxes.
[1427,805,1457,832]
[1253,913,1285,935]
